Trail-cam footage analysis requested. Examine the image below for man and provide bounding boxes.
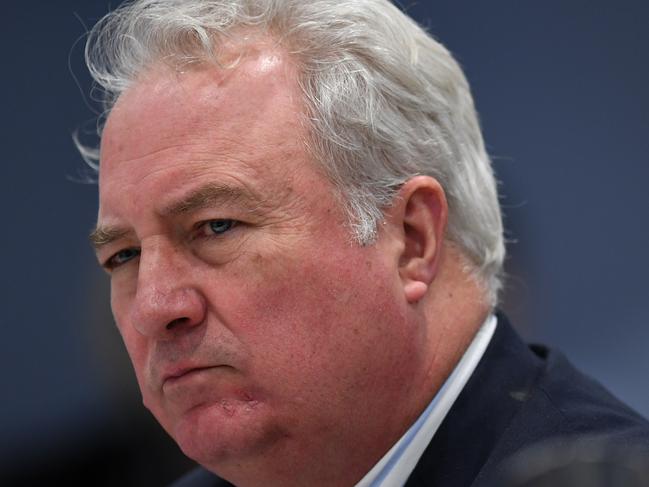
[81,0,649,486]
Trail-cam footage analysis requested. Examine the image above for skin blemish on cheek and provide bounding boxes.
[241,391,256,403]
[244,400,260,412]
[220,400,235,417]
[215,393,260,417]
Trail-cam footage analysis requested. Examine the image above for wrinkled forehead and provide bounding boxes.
[95,38,318,227]
[99,38,304,177]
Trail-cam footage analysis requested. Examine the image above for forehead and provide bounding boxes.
[98,40,311,220]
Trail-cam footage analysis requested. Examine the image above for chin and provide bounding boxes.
[170,400,282,468]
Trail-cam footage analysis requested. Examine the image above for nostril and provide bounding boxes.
[166,317,190,331]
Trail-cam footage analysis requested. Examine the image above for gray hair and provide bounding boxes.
[79,0,505,304]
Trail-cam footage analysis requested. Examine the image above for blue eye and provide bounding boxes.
[208,219,236,235]
[106,248,141,269]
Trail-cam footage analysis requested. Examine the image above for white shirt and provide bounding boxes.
[354,315,497,487]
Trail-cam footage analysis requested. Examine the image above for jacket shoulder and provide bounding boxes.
[408,314,649,487]
[474,338,649,485]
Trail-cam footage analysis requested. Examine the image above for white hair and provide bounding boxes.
[79,0,506,304]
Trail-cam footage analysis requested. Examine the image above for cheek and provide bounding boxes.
[110,274,137,330]
[214,244,404,392]
[115,322,168,422]
[110,290,151,389]
[224,251,355,335]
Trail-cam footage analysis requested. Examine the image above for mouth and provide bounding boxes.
[162,365,217,387]
[158,365,260,414]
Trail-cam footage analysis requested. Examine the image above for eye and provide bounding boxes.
[105,247,141,270]
[202,219,237,236]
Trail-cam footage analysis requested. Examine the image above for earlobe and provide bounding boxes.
[404,281,429,303]
[392,176,448,303]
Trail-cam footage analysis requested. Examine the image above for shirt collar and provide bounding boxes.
[355,314,498,487]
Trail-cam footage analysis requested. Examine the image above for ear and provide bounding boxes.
[388,176,448,303]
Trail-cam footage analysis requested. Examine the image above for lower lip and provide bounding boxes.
[161,366,255,411]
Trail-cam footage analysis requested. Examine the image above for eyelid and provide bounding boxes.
[103,247,141,271]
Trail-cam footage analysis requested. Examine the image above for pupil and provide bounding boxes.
[210,220,232,233]
[121,249,136,259]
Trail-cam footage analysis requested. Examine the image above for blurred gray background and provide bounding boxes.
[2,1,648,484]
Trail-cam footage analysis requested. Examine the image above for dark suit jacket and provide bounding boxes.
[171,314,649,486]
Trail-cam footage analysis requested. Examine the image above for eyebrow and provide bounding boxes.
[161,182,259,216]
[89,225,133,251]
[89,182,260,251]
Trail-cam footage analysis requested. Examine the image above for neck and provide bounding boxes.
[419,243,492,404]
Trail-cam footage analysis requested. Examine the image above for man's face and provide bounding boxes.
[95,45,427,472]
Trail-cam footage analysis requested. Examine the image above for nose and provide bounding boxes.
[129,239,206,339]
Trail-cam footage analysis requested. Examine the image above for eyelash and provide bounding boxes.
[103,219,238,271]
